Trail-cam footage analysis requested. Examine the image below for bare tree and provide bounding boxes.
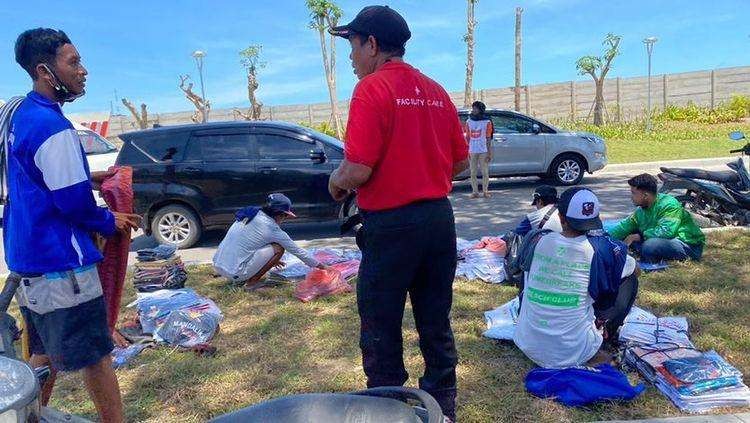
[307,0,344,139]
[463,0,477,107]
[514,7,523,112]
[234,44,265,121]
[121,98,149,129]
[576,33,622,126]
[179,75,210,123]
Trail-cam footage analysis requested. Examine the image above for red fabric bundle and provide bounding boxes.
[98,166,134,331]
[472,237,507,256]
[294,268,353,303]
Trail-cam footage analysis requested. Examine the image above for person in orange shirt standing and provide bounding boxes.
[464,101,494,198]
[327,6,469,421]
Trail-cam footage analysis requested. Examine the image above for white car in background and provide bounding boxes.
[72,121,119,174]
[0,122,118,220]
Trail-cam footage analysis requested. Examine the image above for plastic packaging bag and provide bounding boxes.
[330,260,360,280]
[294,268,352,302]
[127,288,222,334]
[112,343,149,369]
[154,309,222,347]
[456,249,506,284]
[664,350,743,385]
[483,296,520,340]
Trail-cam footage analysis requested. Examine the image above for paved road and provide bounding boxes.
[0,157,734,274]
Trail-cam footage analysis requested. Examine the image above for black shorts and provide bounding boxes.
[20,295,113,371]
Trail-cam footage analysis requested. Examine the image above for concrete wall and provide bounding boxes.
[91,65,750,138]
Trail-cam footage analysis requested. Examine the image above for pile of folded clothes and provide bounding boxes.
[456,237,507,284]
[620,306,750,413]
[137,244,177,261]
[126,288,223,348]
[133,245,188,292]
[269,248,361,283]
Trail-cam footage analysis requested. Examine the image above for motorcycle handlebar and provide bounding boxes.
[0,273,21,314]
[730,148,743,154]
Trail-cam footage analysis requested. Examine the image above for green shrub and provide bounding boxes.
[727,95,750,117]
[298,121,341,138]
[653,95,749,124]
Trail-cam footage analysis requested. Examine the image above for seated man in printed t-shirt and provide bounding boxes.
[514,187,640,368]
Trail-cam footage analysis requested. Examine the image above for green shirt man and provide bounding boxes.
[609,174,705,263]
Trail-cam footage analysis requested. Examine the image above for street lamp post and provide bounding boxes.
[643,37,658,131]
[191,50,207,122]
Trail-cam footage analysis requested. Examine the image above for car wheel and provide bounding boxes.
[549,154,585,186]
[150,204,202,249]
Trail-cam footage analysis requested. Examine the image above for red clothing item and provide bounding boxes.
[345,61,468,211]
[98,166,134,331]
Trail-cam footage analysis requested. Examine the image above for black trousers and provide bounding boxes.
[357,198,458,420]
[594,273,639,341]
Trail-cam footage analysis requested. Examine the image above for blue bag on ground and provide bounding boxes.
[525,364,645,407]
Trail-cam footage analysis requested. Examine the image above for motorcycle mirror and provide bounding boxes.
[729,131,745,141]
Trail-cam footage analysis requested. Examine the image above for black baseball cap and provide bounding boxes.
[329,5,411,48]
[558,187,603,232]
[531,185,558,206]
[267,193,296,218]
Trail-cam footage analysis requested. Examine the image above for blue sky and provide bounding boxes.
[0,0,747,115]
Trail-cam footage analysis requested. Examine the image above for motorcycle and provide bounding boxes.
[658,131,750,226]
[0,274,92,422]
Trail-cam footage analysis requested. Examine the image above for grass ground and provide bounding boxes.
[10,230,748,422]
[554,120,750,164]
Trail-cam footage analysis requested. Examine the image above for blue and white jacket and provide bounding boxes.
[3,91,115,274]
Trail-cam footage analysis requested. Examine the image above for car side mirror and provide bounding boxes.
[729,131,745,141]
[310,150,326,164]
[532,124,541,134]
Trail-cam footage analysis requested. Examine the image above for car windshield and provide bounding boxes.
[79,130,116,155]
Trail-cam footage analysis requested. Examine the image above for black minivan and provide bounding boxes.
[116,121,355,248]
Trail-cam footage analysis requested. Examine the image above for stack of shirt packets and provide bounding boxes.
[133,244,188,292]
[455,237,507,284]
[620,307,750,413]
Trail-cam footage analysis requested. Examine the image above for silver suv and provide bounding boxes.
[458,109,607,185]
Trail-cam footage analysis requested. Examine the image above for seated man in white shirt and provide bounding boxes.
[513,185,562,237]
[513,187,640,368]
[213,193,329,291]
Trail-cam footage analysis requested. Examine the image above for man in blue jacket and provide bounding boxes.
[4,28,140,422]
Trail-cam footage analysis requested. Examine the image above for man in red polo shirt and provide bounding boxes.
[328,6,469,421]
